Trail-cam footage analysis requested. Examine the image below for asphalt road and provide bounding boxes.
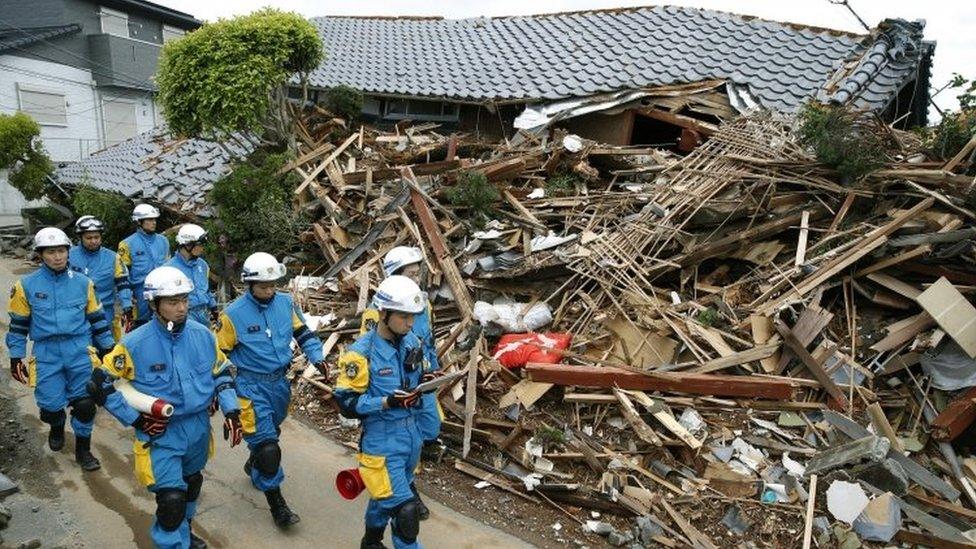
[0,255,530,548]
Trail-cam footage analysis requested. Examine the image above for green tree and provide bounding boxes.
[155,8,323,149]
[70,183,131,248]
[206,149,308,258]
[0,112,54,200]
[324,85,364,121]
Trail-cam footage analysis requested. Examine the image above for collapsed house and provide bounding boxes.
[306,7,934,142]
[55,6,935,213]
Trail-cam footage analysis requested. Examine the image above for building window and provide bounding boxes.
[102,99,138,146]
[382,98,459,121]
[17,85,68,126]
[100,7,129,37]
[162,25,185,43]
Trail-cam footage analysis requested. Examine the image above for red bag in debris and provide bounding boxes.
[492,332,572,369]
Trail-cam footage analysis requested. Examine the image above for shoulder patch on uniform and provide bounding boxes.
[364,318,376,331]
[344,361,359,379]
[114,354,125,369]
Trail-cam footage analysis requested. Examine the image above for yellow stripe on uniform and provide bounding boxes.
[335,351,369,392]
[215,312,237,353]
[117,241,131,267]
[101,344,136,380]
[133,440,155,486]
[212,341,231,376]
[9,280,30,316]
[85,281,103,314]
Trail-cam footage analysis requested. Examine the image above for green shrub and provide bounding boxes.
[70,184,131,248]
[0,112,54,200]
[325,85,364,121]
[696,307,719,327]
[545,172,579,196]
[445,171,499,227]
[797,102,888,183]
[207,149,307,257]
[922,109,975,161]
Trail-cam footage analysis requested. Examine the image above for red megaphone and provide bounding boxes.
[336,468,366,500]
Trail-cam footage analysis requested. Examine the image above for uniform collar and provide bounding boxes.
[174,252,196,267]
[150,316,185,340]
[39,263,69,279]
[245,290,276,309]
[79,245,100,256]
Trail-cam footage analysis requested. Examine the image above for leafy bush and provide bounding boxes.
[797,102,888,183]
[919,75,975,161]
[0,112,54,200]
[70,184,131,248]
[545,172,579,196]
[445,171,499,227]
[325,85,364,121]
[207,149,307,258]
[156,8,323,142]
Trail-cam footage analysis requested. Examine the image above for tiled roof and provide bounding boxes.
[0,24,82,54]
[55,128,252,216]
[307,6,930,113]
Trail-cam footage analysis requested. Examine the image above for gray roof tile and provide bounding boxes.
[306,7,929,113]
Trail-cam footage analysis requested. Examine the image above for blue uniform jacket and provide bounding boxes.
[6,264,114,358]
[361,301,439,374]
[166,253,216,314]
[69,245,132,316]
[99,319,239,426]
[216,291,323,374]
[118,230,169,288]
[334,329,424,422]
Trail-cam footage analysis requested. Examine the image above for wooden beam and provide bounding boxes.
[802,475,817,549]
[293,132,358,196]
[775,320,849,408]
[462,338,483,458]
[689,343,779,374]
[627,391,702,449]
[932,386,976,442]
[795,210,810,267]
[613,388,663,446]
[895,530,976,549]
[525,364,796,400]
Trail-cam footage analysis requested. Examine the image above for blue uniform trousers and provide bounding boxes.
[133,411,212,549]
[32,334,97,437]
[361,415,424,549]
[236,369,289,491]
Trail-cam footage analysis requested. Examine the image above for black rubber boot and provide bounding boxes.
[188,520,207,549]
[410,483,430,521]
[420,438,444,462]
[74,436,101,471]
[360,525,388,549]
[264,488,300,528]
[48,422,65,452]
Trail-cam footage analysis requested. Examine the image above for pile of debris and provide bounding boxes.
[280,108,976,547]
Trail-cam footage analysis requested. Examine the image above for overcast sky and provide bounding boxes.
[152,0,975,115]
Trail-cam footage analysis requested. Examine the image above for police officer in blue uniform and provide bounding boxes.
[69,215,132,341]
[215,252,326,528]
[89,266,242,549]
[336,275,428,549]
[7,227,114,471]
[360,246,442,521]
[119,204,170,328]
[166,224,217,327]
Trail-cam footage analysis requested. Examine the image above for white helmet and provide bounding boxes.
[132,204,160,221]
[373,275,425,314]
[176,223,207,246]
[382,246,423,278]
[33,227,71,250]
[74,215,105,234]
[241,252,286,282]
[143,266,193,300]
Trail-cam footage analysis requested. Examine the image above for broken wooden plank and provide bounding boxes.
[775,320,849,408]
[775,304,833,373]
[802,474,817,549]
[613,388,663,446]
[627,391,703,450]
[870,312,936,353]
[750,315,781,373]
[689,343,779,374]
[867,272,922,300]
[895,530,976,549]
[931,386,976,442]
[524,363,796,400]
[462,338,483,458]
[866,402,905,452]
[795,210,810,267]
[293,132,358,196]
[917,277,976,358]
[454,461,537,503]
